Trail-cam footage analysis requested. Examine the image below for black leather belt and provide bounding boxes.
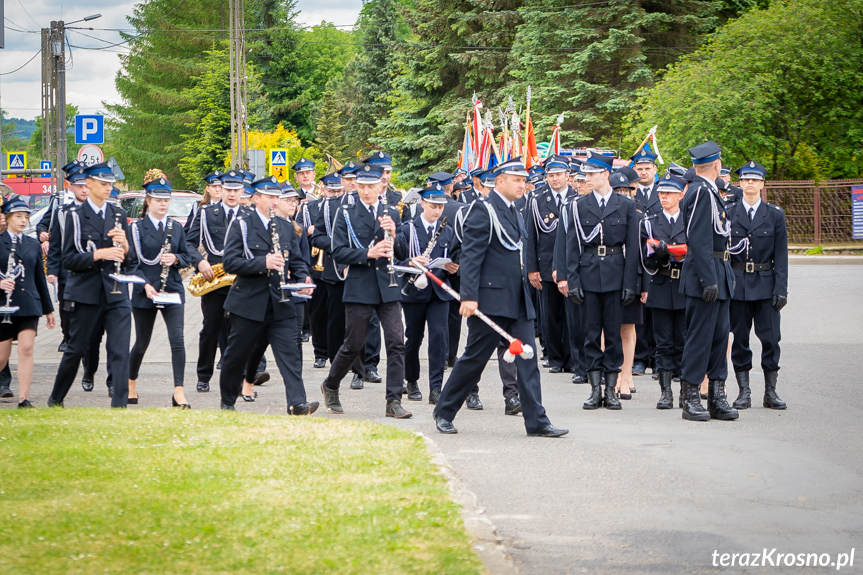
[732,261,773,273]
[658,265,683,279]
[713,251,730,261]
[585,245,623,256]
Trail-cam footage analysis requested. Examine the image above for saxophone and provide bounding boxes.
[402,218,447,295]
[155,221,173,309]
[268,207,290,302]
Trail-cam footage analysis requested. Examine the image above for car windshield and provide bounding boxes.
[168,196,199,218]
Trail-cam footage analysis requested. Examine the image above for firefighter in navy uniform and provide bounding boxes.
[640,172,689,409]
[456,179,480,204]
[399,186,458,404]
[186,171,244,393]
[320,164,412,419]
[678,141,738,422]
[526,155,572,375]
[48,162,135,408]
[217,177,318,414]
[564,151,640,411]
[720,167,743,204]
[433,158,567,437]
[727,160,788,410]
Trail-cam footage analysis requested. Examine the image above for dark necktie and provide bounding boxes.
[554,194,560,209]
[428,225,434,238]
[369,205,375,218]
[748,207,755,222]
[600,197,606,212]
[670,216,676,226]
[227,209,234,224]
[158,221,164,236]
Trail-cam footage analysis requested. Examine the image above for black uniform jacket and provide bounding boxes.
[728,200,788,301]
[641,212,687,311]
[62,201,134,306]
[679,176,735,300]
[398,215,457,303]
[459,190,535,321]
[0,232,54,317]
[127,216,194,308]
[222,210,309,322]
[330,200,408,305]
[526,186,574,282]
[565,191,640,294]
[186,202,232,267]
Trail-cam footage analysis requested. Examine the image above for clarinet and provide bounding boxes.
[402,218,447,295]
[380,193,398,288]
[268,207,290,302]
[1,236,20,324]
[155,221,173,309]
[110,210,123,294]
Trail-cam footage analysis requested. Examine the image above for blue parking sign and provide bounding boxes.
[41,160,52,171]
[75,115,104,144]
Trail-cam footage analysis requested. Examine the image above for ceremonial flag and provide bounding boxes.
[631,125,664,165]
[459,120,474,172]
[472,93,483,160]
[524,116,539,169]
[544,112,564,159]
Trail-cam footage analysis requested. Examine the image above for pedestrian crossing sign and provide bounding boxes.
[270,149,288,166]
[6,152,26,177]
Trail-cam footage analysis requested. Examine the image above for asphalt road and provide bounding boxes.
[5,265,863,574]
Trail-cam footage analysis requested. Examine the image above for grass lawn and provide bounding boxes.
[0,409,484,574]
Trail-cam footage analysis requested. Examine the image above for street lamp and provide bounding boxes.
[66,14,102,26]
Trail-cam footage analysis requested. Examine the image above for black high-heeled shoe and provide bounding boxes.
[171,396,191,409]
[242,394,255,402]
[127,397,139,405]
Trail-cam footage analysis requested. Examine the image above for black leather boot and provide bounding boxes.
[763,370,787,409]
[603,372,621,410]
[583,370,603,410]
[656,371,673,410]
[707,379,739,420]
[679,381,685,409]
[681,381,710,421]
[732,370,751,409]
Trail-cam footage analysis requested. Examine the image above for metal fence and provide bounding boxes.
[762,180,863,245]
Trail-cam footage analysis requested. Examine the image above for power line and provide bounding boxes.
[0,49,42,75]
[16,0,42,29]
[79,0,190,51]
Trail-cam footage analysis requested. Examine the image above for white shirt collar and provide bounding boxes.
[7,230,22,242]
[700,176,718,193]
[742,197,761,214]
[419,214,436,231]
[255,207,270,228]
[492,189,513,208]
[224,204,237,218]
[147,213,167,228]
[360,199,379,214]
[549,187,566,201]
[86,197,106,216]
[593,189,613,205]
[663,209,679,224]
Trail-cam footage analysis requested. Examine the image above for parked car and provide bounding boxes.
[119,191,201,226]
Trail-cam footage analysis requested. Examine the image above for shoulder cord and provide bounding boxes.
[570,198,603,256]
[409,221,422,258]
[530,194,558,234]
[200,208,224,257]
[343,209,373,250]
[324,199,333,238]
[132,220,168,266]
[331,207,350,281]
[561,202,569,233]
[686,186,731,238]
[481,201,522,252]
[454,204,471,243]
[302,204,311,228]
[71,210,97,254]
[238,218,254,259]
[638,217,659,277]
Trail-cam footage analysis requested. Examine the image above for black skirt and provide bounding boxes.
[0,315,40,341]
[622,300,643,325]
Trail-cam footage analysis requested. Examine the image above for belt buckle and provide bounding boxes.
[724,251,730,262]
[597,244,607,257]
[670,268,680,280]
[745,261,754,273]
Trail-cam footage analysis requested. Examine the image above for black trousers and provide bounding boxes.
[324,302,404,403]
[57,280,70,342]
[582,290,624,373]
[634,308,655,366]
[681,296,730,384]
[51,299,132,407]
[564,297,587,377]
[219,304,306,408]
[447,275,462,359]
[197,288,229,383]
[129,305,186,387]
[365,311,381,371]
[308,279,329,360]
[730,299,781,372]
[403,298,448,392]
[540,281,569,369]
[533,284,544,347]
[436,314,551,433]
[469,338,519,400]
[82,312,106,380]
[651,307,686,374]
[325,281,348,362]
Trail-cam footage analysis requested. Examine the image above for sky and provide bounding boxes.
[0,0,364,122]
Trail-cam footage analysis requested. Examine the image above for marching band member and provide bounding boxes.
[218,176,317,414]
[0,198,55,408]
[127,178,194,408]
[48,162,134,408]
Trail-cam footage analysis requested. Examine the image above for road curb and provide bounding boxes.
[421,433,518,575]
[788,255,863,265]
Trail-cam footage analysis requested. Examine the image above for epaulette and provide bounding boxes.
[66,203,79,212]
[767,202,783,213]
[618,193,635,203]
[645,212,659,221]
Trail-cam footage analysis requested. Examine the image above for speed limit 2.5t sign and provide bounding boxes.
[77,144,104,167]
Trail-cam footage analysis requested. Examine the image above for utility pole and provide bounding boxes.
[41,22,65,194]
[229,0,248,169]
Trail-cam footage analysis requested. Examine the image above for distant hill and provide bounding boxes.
[6,118,37,140]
